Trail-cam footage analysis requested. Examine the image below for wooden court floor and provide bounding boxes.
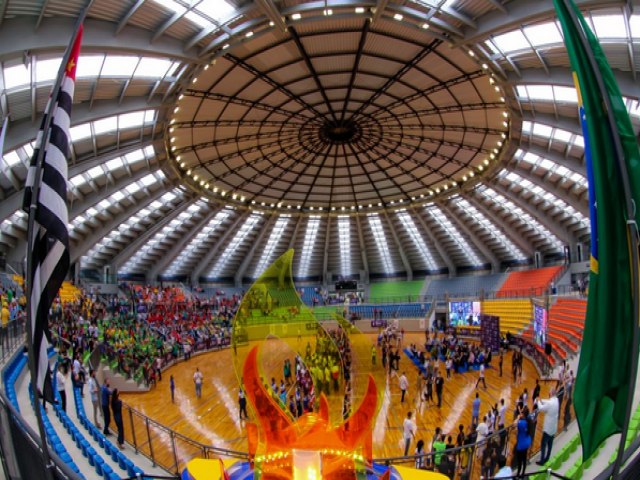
[119,333,564,472]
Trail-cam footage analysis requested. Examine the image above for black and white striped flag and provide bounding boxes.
[23,25,83,403]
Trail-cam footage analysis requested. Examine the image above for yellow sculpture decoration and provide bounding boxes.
[232,249,382,478]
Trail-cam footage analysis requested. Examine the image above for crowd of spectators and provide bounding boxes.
[50,284,237,388]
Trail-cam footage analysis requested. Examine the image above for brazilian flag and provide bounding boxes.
[554,0,640,460]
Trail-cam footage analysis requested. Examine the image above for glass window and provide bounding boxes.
[298,217,321,277]
[3,63,30,90]
[101,56,139,77]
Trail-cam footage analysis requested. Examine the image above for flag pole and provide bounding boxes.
[24,6,89,479]
[559,0,640,476]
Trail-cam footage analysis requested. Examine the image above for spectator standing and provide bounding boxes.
[536,389,559,465]
[399,372,409,403]
[239,386,248,420]
[88,370,101,428]
[111,389,125,449]
[402,411,416,456]
[475,363,487,389]
[194,368,203,399]
[101,378,112,435]
[414,439,426,469]
[170,375,175,403]
[435,372,444,408]
[514,409,531,478]
[471,393,481,425]
[56,365,66,412]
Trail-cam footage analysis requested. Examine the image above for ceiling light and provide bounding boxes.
[193,174,198,181]
[186,169,192,175]
[222,43,230,50]
[393,13,403,21]
[213,187,218,193]
[245,31,253,38]
[232,194,237,199]
[192,77,198,83]
[241,196,246,202]
[493,148,499,153]
[292,13,301,20]
[482,63,488,69]
[179,94,184,100]
[502,111,508,117]
[497,141,503,146]
[173,106,179,113]
[332,206,336,211]
[503,121,508,127]
[204,64,209,70]
[269,21,274,26]
[221,191,226,196]
[501,133,507,139]
[310,206,314,210]
[378,202,382,206]
[500,96,505,102]
[297,205,301,209]
[180,162,186,168]
[435,188,440,193]
[443,185,448,190]
[489,77,495,85]
[355,7,365,13]
[469,171,474,177]
[462,175,467,181]
[323,9,332,16]
[251,200,256,204]
[199,180,204,186]
[286,204,291,209]
[494,86,500,92]
[468,50,475,57]
[490,153,495,159]
[478,165,484,171]
[484,159,490,166]
[270,203,275,207]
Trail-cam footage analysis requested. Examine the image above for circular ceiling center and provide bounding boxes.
[320,120,361,144]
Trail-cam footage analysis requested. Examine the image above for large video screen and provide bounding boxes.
[449,301,481,327]
[533,304,547,347]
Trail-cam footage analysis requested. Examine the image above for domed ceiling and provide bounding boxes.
[0,0,638,283]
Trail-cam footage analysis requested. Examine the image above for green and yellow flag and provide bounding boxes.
[554,0,640,460]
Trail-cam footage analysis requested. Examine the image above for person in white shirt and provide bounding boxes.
[193,368,203,399]
[475,363,486,389]
[399,372,409,403]
[476,415,489,458]
[536,389,559,465]
[402,411,416,456]
[88,369,101,428]
[56,365,66,412]
[498,398,507,429]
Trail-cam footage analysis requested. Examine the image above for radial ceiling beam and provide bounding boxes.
[109,198,197,271]
[372,0,390,24]
[459,0,620,46]
[289,27,338,122]
[506,67,638,100]
[489,181,572,245]
[439,202,500,273]
[0,17,199,63]
[234,212,278,285]
[382,211,413,280]
[409,206,456,276]
[148,208,220,282]
[192,211,251,284]
[254,0,287,32]
[459,192,534,256]
[340,20,369,122]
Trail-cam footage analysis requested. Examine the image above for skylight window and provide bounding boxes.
[70,123,92,142]
[523,22,563,46]
[126,183,141,195]
[163,208,232,275]
[396,210,439,270]
[3,63,30,90]
[87,166,103,179]
[367,213,395,273]
[208,213,263,277]
[337,216,352,276]
[134,58,175,78]
[194,0,236,22]
[76,55,104,78]
[254,216,290,277]
[451,197,526,260]
[119,111,146,129]
[93,117,118,135]
[3,151,22,167]
[491,30,530,53]
[298,217,321,277]
[106,157,124,171]
[591,15,627,39]
[475,185,564,250]
[426,205,482,266]
[517,84,578,103]
[36,58,62,82]
[101,56,139,77]
[152,0,186,15]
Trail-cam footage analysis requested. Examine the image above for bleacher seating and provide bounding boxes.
[496,266,563,298]
[424,273,508,299]
[481,299,532,335]
[349,303,430,319]
[547,298,587,358]
[369,280,425,302]
[299,286,322,306]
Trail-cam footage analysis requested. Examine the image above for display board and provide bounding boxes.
[448,301,481,327]
[479,314,500,352]
[533,304,548,347]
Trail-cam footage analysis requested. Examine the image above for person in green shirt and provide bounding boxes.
[432,434,447,466]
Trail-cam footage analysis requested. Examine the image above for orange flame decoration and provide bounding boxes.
[243,345,378,478]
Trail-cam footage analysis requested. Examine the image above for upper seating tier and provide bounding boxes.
[496,266,563,298]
